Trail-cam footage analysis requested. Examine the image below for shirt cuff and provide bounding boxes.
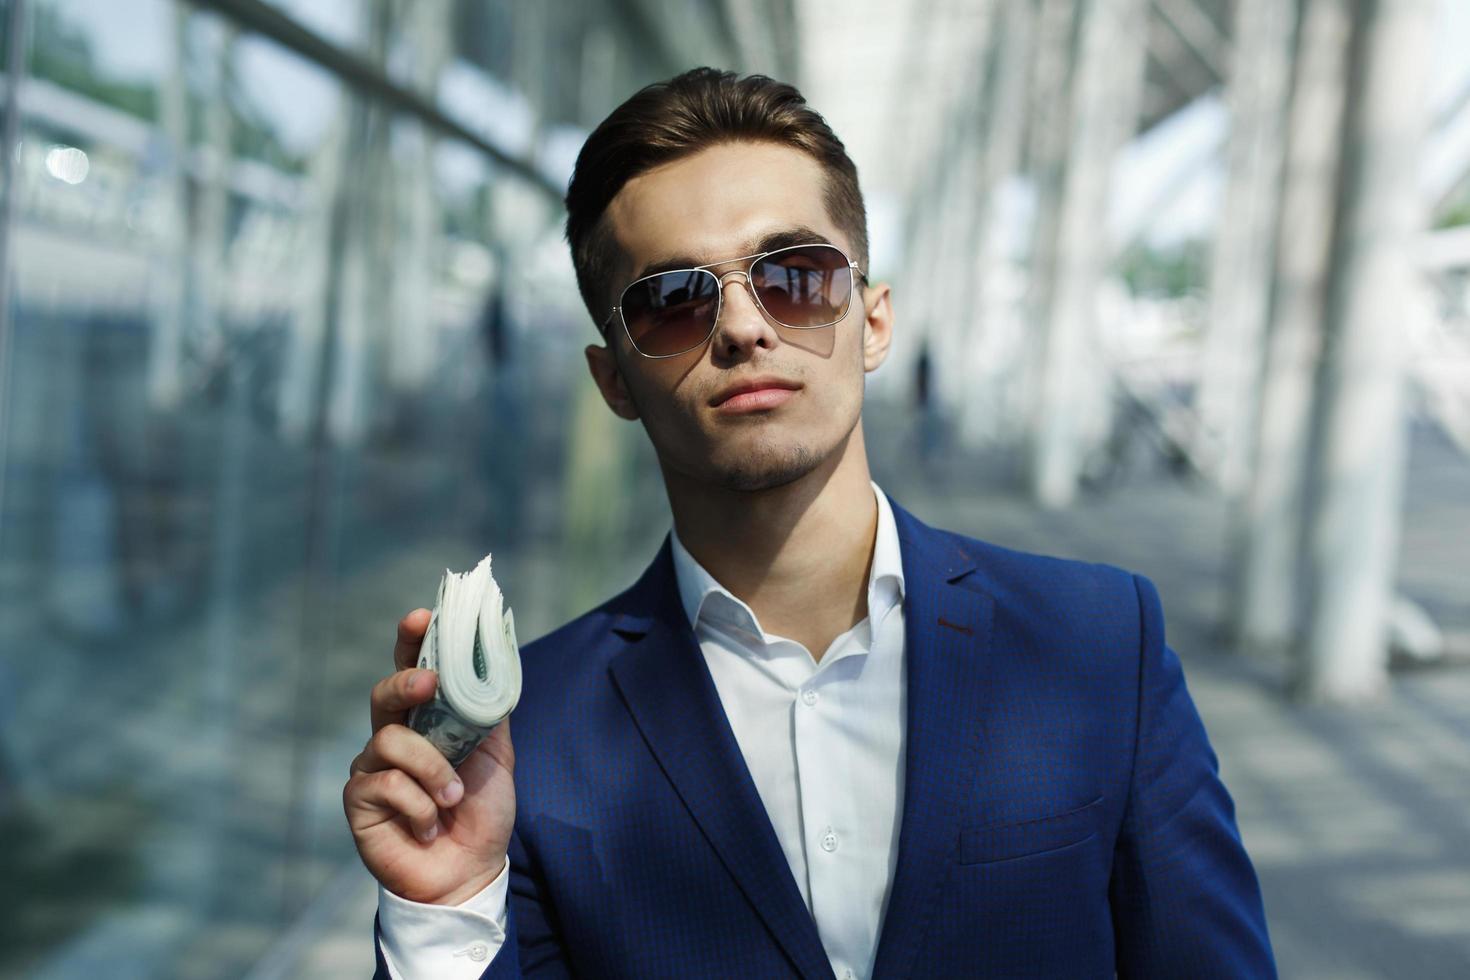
[377,858,510,980]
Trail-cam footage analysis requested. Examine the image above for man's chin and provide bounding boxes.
[706,443,823,493]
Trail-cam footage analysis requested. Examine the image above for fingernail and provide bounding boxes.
[440,778,464,807]
[418,822,438,844]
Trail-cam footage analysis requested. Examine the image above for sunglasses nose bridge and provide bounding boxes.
[709,269,777,341]
[715,269,769,318]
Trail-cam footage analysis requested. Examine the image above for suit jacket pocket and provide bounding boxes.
[958,795,1104,865]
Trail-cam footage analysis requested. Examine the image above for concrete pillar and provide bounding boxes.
[955,0,1036,448]
[1025,0,1147,507]
[1297,0,1435,702]
[1197,0,1296,495]
[926,2,1000,427]
[1231,0,1352,657]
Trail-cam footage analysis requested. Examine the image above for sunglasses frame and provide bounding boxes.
[599,242,868,359]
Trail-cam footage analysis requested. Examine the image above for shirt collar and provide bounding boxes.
[668,480,906,636]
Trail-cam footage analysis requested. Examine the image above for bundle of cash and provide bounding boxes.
[406,554,522,767]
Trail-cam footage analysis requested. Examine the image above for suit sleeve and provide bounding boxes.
[373,826,574,979]
[1109,573,1277,978]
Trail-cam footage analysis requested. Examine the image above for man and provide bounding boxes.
[343,68,1276,978]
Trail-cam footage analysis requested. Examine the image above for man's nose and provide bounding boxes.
[711,272,779,356]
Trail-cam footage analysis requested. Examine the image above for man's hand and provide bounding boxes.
[343,608,517,906]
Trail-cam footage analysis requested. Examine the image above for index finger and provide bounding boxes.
[370,668,436,733]
[393,608,432,671]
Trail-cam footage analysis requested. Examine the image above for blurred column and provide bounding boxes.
[194,17,235,355]
[1297,0,1434,701]
[149,1,250,923]
[0,0,27,550]
[386,0,451,396]
[276,115,344,443]
[956,0,1035,449]
[970,0,1033,310]
[327,0,393,446]
[1231,0,1351,655]
[196,10,244,913]
[145,1,191,413]
[281,2,383,911]
[558,10,633,619]
[720,0,795,79]
[1018,0,1076,455]
[918,0,999,434]
[559,364,635,619]
[508,0,552,118]
[1024,0,1147,507]
[890,0,970,382]
[1197,0,1295,495]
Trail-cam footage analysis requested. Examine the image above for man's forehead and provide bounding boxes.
[604,143,845,278]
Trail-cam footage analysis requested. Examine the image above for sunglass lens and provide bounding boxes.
[751,245,852,327]
[620,270,719,356]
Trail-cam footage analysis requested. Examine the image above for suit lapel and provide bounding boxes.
[607,538,835,980]
[871,497,997,980]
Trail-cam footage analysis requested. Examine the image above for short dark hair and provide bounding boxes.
[563,67,869,331]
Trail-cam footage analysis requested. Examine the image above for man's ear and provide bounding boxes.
[585,343,640,420]
[860,282,895,373]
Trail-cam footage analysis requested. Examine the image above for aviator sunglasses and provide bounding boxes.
[599,242,868,358]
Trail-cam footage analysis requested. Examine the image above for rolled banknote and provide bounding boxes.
[406,554,522,767]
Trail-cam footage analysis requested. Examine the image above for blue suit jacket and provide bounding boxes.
[375,494,1275,978]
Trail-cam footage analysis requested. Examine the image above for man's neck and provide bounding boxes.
[663,424,878,660]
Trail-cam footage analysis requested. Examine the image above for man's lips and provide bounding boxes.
[709,376,802,408]
[715,387,799,413]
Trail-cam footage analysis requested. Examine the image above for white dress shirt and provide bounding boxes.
[379,480,907,980]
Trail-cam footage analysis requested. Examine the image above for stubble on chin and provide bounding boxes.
[710,438,823,492]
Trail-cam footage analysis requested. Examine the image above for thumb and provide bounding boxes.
[460,715,513,781]
[481,715,514,772]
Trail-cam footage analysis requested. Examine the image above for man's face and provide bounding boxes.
[584,141,894,492]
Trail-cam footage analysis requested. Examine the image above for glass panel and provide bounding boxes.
[0,2,656,977]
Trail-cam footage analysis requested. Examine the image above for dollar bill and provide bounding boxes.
[406,554,522,767]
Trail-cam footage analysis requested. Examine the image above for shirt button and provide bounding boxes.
[820,827,839,852]
[469,943,489,962]
[801,688,819,706]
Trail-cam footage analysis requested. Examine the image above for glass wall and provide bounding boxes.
[0,0,782,975]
